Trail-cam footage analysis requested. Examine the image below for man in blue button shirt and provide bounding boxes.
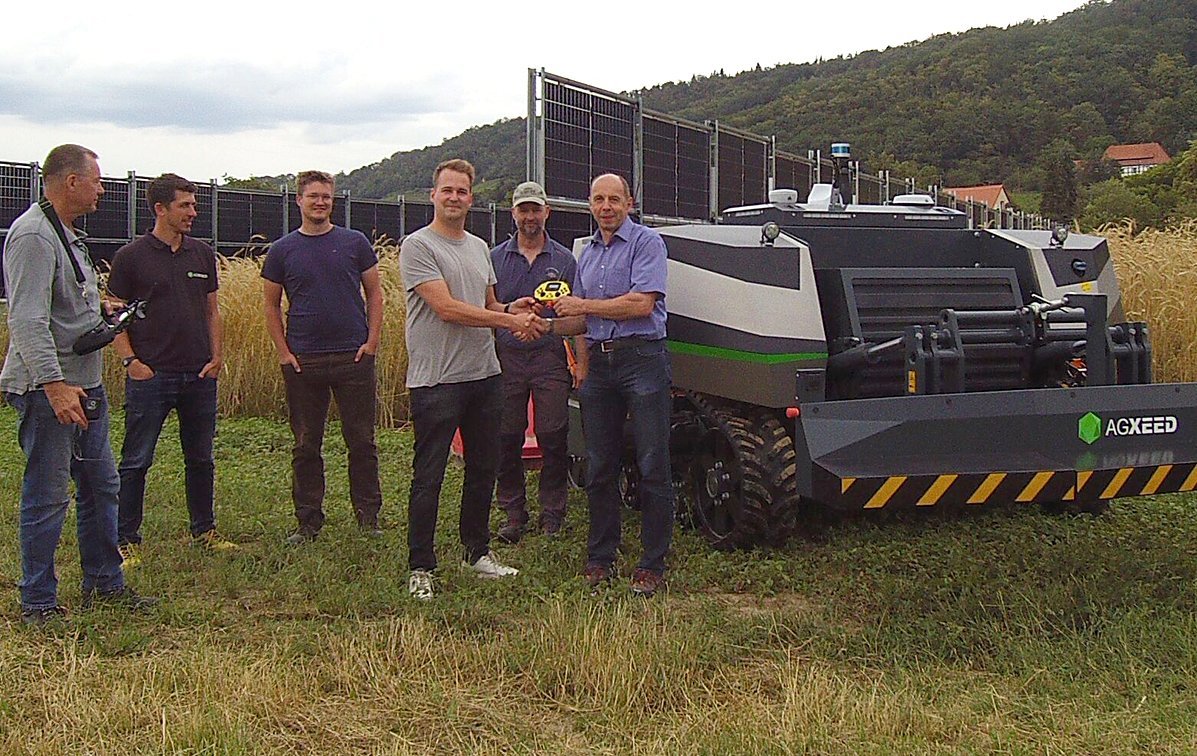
[552,173,672,597]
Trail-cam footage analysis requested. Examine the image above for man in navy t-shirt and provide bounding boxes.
[261,170,384,544]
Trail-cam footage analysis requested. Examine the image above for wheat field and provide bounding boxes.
[1,226,1195,418]
[1105,222,1197,383]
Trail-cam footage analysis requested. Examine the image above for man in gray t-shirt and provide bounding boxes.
[402,228,500,388]
[398,158,545,600]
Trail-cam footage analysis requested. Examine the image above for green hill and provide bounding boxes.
[339,118,526,205]
[338,0,1196,200]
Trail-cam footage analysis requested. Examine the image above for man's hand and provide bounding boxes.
[570,361,588,389]
[43,381,89,428]
[551,295,587,317]
[279,351,301,372]
[355,342,378,363]
[198,356,222,379]
[507,296,538,315]
[128,360,156,381]
[509,313,547,342]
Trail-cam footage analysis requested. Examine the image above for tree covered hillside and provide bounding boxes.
[338,0,1195,200]
[639,0,1195,188]
[339,118,525,205]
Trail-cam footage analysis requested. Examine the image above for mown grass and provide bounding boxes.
[0,410,1195,753]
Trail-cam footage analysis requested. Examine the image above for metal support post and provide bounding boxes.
[127,171,137,238]
[708,121,719,221]
[632,94,644,212]
[211,180,220,252]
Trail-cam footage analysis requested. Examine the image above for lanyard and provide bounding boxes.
[37,199,88,286]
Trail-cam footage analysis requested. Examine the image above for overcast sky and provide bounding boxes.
[1,0,1089,182]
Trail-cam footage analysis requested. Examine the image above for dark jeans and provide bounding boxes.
[118,371,217,544]
[496,344,571,528]
[5,387,124,610]
[580,340,674,575]
[282,352,382,534]
[407,375,501,571]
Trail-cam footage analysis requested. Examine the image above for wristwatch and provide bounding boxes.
[122,355,137,368]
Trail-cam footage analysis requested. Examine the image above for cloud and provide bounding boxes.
[0,60,457,133]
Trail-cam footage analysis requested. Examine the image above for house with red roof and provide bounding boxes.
[1102,143,1171,177]
[943,183,1010,209]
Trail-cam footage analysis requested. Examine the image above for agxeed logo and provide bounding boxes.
[1078,411,1178,445]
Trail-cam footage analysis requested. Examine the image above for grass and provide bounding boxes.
[0,410,1196,752]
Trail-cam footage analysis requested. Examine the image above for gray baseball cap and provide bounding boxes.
[511,181,547,206]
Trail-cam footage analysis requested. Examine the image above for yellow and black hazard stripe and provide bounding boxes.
[1071,463,1197,501]
[830,462,1197,509]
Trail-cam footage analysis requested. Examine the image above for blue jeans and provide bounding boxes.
[580,340,674,575]
[407,375,501,571]
[118,372,218,544]
[5,387,124,610]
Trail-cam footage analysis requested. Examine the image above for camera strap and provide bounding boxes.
[38,199,87,286]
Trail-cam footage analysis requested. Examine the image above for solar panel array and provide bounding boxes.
[530,70,1047,231]
[0,163,518,269]
[543,78,635,204]
[641,115,710,220]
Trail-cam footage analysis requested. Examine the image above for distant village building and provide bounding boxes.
[944,183,1010,210]
[1102,142,1171,176]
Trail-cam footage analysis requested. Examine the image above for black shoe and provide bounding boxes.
[285,530,317,546]
[21,605,68,627]
[495,522,525,545]
[541,519,562,537]
[81,585,160,612]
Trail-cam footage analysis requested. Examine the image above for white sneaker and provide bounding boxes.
[466,550,519,579]
[408,569,434,600]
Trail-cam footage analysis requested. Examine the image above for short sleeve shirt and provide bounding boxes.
[107,233,218,372]
[490,233,577,352]
[261,226,377,354]
[400,226,500,388]
[575,216,668,342]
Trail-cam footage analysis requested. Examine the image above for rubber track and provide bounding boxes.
[691,395,801,548]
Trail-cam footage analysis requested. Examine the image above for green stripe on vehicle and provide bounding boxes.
[667,341,828,364]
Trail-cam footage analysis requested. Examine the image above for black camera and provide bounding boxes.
[82,396,103,422]
[73,299,148,356]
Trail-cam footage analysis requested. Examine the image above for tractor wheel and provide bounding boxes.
[679,395,801,549]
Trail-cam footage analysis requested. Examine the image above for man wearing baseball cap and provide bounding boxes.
[489,181,585,542]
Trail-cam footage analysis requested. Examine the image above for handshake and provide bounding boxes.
[504,296,550,342]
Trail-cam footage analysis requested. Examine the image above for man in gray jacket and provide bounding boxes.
[1,144,156,625]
